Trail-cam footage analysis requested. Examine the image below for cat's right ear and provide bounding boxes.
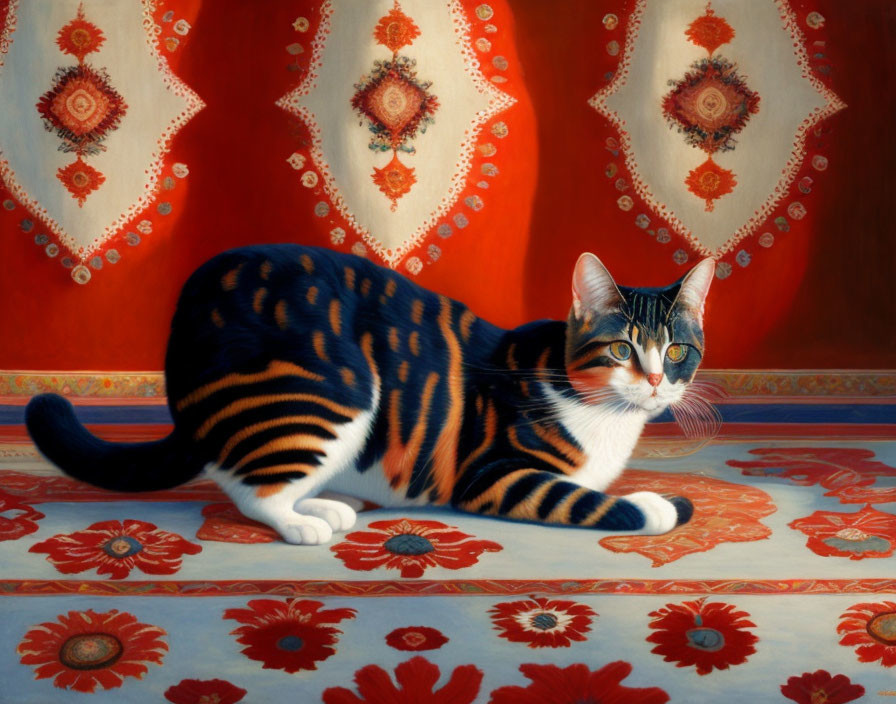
[572,253,624,319]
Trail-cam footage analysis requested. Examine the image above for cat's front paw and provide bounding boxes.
[622,491,682,535]
[275,515,334,545]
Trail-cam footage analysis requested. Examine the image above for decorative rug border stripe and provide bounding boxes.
[1,578,894,597]
[1,370,894,400]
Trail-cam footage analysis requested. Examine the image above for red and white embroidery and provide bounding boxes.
[589,0,845,258]
[37,5,126,207]
[0,0,203,282]
[277,0,515,268]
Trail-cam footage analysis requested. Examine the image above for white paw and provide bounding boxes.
[276,514,334,545]
[623,491,678,535]
[315,491,366,514]
[295,498,357,532]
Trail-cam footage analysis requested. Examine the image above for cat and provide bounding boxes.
[26,245,715,545]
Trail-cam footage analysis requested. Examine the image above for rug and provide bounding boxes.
[0,389,894,702]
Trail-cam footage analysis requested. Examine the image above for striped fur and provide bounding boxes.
[26,246,713,544]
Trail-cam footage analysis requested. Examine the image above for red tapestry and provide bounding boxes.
[0,0,891,371]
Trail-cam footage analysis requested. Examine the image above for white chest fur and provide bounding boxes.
[542,384,648,491]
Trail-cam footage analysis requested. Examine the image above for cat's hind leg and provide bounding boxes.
[202,394,377,545]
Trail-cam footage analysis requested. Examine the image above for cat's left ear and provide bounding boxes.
[673,257,715,325]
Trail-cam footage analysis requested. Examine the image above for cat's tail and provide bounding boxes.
[25,394,204,492]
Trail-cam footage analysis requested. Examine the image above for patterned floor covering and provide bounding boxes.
[1,421,895,702]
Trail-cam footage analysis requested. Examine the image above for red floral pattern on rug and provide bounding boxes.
[385,626,448,651]
[780,670,865,704]
[838,601,896,667]
[29,519,202,579]
[646,598,758,675]
[488,596,596,648]
[728,447,896,504]
[0,488,44,541]
[223,598,356,673]
[331,518,502,578]
[17,609,167,693]
[487,661,669,704]
[197,502,278,543]
[601,470,776,566]
[323,656,482,704]
[164,678,247,704]
[0,470,226,503]
[789,504,896,560]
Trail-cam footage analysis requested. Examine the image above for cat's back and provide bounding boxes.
[164,244,489,402]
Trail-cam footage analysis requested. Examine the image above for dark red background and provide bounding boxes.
[0,0,893,371]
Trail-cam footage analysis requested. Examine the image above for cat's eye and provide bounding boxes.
[666,344,688,362]
[609,341,632,361]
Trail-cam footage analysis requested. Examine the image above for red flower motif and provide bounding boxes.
[685,8,735,55]
[56,157,106,205]
[487,661,669,704]
[727,448,896,505]
[223,598,356,673]
[789,504,896,560]
[372,152,417,209]
[331,518,502,578]
[29,518,202,579]
[323,656,482,704]
[164,678,247,704]
[489,596,596,648]
[0,488,44,541]
[56,7,105,62]
[780,670,865,704]
[838,600,896,667]
[385,626,448,652]
[663,58,760,154]
[685,158,737,211]
[646,598,758,675]
[602,470,776,566]
[37,64,127,151]
[197,502,278,543]
[17,609,167,693]
[373,6,420,53]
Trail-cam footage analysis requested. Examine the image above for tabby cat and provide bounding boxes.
[26,245,715,545]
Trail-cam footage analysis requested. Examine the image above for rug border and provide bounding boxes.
[1,578,894,597]
[1,370,894,401]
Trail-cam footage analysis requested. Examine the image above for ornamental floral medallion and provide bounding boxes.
[589,0,845,257]
[36,4,126,206]
[0,0,203,282]
[278,0,515,267]
[661,8,760,211]
[351,3,438,209]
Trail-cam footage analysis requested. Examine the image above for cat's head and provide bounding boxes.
[565,253,714,415]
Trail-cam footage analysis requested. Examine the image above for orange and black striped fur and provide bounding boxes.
[26,245,715,544]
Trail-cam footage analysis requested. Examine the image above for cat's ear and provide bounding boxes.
[673,257,715,325]
[572,253,624,318]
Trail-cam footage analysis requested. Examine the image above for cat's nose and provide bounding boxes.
[647,373,663,387]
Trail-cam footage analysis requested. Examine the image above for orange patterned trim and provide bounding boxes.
[1,370,892,400]
[1,578,894,598]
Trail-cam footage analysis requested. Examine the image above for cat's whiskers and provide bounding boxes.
[669,385,722,440]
